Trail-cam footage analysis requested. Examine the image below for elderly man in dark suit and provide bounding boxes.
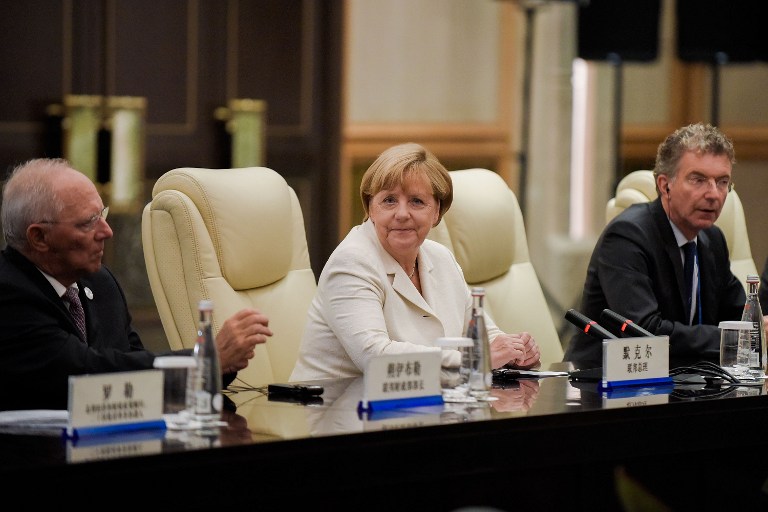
[0,158,272,409]
[565,123,746,369]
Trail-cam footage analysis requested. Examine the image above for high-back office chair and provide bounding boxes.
[606,169,758,287]
[141,167,316,388]
[429,168,564,368]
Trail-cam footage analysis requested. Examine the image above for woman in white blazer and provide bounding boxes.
[290,143,540,381]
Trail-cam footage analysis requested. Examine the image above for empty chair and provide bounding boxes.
[606,169,757,286]
[429,168,564,368]
[141,167,316,389]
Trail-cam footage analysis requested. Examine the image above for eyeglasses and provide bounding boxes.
[38,206,109,232]
[684,174,733,193]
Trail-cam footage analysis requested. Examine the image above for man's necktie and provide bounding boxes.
[64,286,88,343]
[682,241,697,325]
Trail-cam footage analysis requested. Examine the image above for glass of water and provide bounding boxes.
[719,320,753,378]
[436,337,474,402]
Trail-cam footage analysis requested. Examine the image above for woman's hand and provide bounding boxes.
[490,332,541,369]
[763,315,768,348]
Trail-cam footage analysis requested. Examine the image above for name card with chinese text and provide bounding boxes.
[359,351,442,413]
[601,336,673,391]
[66,369,166,438]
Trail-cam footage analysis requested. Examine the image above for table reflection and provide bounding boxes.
[489,379,540,413]
[65,365,768,465]
[42,367,768,467]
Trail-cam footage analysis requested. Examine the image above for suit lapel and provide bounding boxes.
[696,230,714,318]
[387,255,435,316]
[650,199,688,309]
[5,246,96,343]
[363,221,436,317]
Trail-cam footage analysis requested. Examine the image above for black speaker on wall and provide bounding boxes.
[577,0,661,62]
[677,0,764,62]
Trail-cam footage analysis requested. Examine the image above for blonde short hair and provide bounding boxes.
[359,142,453,225]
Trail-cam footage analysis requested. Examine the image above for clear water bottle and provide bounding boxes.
[187,299,223,426]
[465,287,493,399]
[741,274,766,377]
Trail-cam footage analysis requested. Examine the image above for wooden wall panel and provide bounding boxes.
[0,0,343,288]
[111,0,192,126]
[235,0,305,128]
[0,1,66,167]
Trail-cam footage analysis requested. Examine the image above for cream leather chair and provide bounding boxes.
[606,169,758,287]
[429,168,564,368]
[141,167,316,389]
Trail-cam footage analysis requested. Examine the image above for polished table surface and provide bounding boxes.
[3,364,768,510]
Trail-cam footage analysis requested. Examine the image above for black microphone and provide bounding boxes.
[565,309,617,340]
[600,309,654,337]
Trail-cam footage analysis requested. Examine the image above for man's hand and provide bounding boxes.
[216,308,273,374]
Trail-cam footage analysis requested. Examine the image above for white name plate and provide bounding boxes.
[67,369,165,438]
[601,335,672,390]
[359,351,442,413]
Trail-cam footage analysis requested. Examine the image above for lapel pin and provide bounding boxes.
[84,287,94,300]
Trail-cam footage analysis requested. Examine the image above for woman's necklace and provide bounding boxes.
[408,261,418,279]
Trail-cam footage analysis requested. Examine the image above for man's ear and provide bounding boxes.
[26,225,50,252]
[656,175,669,197]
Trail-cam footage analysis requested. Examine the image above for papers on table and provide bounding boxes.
[0,409,68,436]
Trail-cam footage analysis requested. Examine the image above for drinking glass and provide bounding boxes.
[719,320,753,378]
[435,337,474,402]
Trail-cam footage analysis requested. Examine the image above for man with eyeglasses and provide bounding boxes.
[0,158,273,409]
[565,123,750,369]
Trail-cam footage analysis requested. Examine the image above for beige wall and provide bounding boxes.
[341,0,520,237]
[347,0,500,124]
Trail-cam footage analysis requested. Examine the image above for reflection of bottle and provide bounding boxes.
[465,287,492,399]
[188,300,223,425]
[741,275,766,376]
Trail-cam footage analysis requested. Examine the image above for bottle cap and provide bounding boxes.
[153,356,197,369]
[718,320,753,331]
[747,274,759,283]
[198,299,214,311]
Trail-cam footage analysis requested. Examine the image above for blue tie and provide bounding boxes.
[682,242,697,324]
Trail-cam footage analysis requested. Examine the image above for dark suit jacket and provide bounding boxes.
[0,246,182,409]
[564,198,745,369]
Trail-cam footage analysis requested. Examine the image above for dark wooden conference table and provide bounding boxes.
[3,363,768,510]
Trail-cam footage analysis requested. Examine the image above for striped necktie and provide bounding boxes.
[64,286,88,343]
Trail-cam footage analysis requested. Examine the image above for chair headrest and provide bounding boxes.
[152,167,294,288]
[614,170,658,207]
[444,169,520,283]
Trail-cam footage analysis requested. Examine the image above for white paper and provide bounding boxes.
[0,409,69,435]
